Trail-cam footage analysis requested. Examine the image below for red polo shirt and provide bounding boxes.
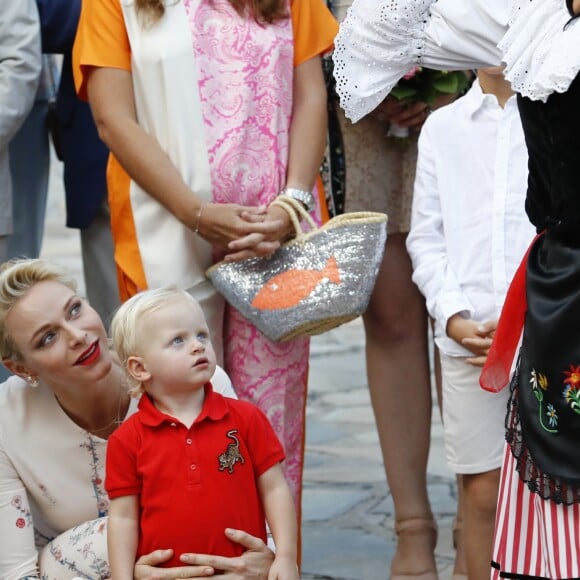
[105,384,285,567]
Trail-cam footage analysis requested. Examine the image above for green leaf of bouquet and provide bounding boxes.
[432,74,459,94]
[456,74,471,93]
[420,85,438,106]
[390,86,420,101]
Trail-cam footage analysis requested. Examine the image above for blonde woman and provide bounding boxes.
[0,258,274,579]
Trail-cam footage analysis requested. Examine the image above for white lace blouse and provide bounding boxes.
[333,0,580,122]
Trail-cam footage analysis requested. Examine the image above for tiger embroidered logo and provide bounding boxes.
[218,429,245,474]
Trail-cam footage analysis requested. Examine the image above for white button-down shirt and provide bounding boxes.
[407,79,535,356]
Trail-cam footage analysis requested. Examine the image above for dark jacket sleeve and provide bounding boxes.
[36,0,108,228]
[36,0,81,54]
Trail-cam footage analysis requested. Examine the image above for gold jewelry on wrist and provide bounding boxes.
[194,202,206,234]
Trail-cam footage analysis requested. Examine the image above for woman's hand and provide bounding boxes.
[195,202,285,253]
[222,203,295,262]
[134,530,274,579]
[134,549,214,579]
[376,91,462,131]
[179,528,275,579]
[377,97,430,130]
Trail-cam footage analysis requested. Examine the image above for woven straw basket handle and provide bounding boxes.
[270,195,317,239]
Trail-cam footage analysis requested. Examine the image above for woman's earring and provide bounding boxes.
[27,376,39,388]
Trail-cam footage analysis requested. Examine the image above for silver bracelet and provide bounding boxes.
[280,187,315,213]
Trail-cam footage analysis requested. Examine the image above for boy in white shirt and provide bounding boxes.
[407,68,535,580]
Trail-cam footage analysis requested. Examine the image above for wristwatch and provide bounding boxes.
[280,187,315,213]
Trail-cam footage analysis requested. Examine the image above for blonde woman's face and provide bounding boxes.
[3,280,112,387]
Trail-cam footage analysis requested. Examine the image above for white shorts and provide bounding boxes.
[440,353,510,474]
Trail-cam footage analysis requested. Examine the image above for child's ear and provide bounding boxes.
[126,356,151,383]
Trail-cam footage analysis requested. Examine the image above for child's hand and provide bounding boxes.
[474,319,497,339]
[267,555,299,580]
[446,315,497,367]
[462,319,497,367]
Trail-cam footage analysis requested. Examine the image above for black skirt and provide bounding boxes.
[507,233,580,504]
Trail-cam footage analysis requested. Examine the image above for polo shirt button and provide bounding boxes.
[170,422,176,427]
[186,438,192,445]
[190,463,197,471]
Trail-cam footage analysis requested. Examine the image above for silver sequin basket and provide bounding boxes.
[206,197,388,342]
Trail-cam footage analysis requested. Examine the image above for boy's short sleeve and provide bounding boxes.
[105,428,141,499]
[241,404,286,478]
[72,0,131,100]
[291,0,339,66]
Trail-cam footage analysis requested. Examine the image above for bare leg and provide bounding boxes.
[462,469,500,580]
[434,344,467,578]
[452,477,467,578]
[363,233,436,577]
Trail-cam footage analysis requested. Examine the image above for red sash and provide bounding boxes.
[479,233,542,393]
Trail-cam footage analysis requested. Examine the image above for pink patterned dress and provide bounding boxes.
[185,0,310,508]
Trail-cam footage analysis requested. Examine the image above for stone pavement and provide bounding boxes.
[303,324,458,580]
[41,156,459,580]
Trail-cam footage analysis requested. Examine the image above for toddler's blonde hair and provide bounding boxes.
[110,286,198,395]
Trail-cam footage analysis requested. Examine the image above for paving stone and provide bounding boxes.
[318,388,372,407]
[301,527,393,580]
[307,440,385,463]
[302,488,373,522]
[323,406,376,425]
[304,455,387,485]
[306,419,350,445]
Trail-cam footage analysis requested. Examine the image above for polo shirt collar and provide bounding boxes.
[137,382,228,427]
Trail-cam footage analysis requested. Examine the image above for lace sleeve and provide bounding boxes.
[500,0,580,102]
[0,441,39,579]
[333,0,508,122]
[333,0,433,122]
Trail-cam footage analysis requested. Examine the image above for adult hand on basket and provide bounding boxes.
[223,201,295,262]
[194,201,285,261]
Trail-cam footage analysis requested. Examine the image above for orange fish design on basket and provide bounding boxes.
[251,256,341,311]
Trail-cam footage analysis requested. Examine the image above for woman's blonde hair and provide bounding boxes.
[110,285,196,395]
[135,0,287,27]
[0,259,77,361]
